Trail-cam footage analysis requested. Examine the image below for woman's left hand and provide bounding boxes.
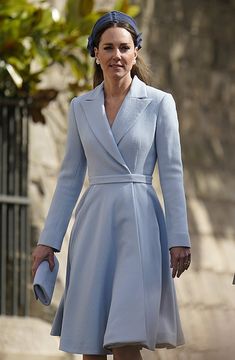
[169,246,191,278]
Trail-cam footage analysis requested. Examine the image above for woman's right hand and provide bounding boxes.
[32,244,55,279]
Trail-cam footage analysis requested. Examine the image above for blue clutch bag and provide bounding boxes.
[33,255,59,306]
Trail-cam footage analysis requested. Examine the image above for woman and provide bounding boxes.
[32,10,191,360]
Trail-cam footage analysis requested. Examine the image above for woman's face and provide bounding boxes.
[94,26,138,81]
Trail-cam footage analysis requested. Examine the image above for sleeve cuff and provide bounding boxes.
[167,232,191,250]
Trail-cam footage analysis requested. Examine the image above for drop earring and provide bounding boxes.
[96,58,100,65]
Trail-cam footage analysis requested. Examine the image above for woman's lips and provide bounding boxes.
[110,64,123,67]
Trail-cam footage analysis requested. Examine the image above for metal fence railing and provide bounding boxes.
[0,98,30,315]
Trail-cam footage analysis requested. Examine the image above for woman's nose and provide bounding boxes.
[112,48,121,59]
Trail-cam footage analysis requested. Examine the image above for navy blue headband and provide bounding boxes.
[87,11,142,57]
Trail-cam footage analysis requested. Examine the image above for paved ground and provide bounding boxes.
[0,316,67,360]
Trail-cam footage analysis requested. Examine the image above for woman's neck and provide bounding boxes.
[103,75,132,99]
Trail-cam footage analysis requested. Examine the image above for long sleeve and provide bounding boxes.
[37,98,87,252]
[155,93,190,249]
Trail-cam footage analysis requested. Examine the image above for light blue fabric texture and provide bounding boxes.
[37,75,190,355]
[33,255,59,306]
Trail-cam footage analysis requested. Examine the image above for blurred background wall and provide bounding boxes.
[1,1,235,360]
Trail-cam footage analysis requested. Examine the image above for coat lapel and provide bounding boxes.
[80,76,152,169]
[80,84,129,170]
[111,82,152,144]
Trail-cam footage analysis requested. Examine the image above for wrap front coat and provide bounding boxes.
[38,75,191,355]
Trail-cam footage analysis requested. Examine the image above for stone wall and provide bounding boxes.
[139,0,235,171]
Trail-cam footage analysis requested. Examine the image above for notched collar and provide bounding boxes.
[79,76,152,169]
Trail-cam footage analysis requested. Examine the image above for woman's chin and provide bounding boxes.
[107,70,130,80]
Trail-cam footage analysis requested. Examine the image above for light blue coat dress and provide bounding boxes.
[38,75,191,355]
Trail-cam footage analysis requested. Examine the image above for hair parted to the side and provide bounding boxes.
[92,22,151,88]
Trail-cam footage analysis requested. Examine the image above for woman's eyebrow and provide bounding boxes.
[102,42,131,46]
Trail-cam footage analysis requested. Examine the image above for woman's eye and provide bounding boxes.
[120,46,131,52]
[103,46,130,51]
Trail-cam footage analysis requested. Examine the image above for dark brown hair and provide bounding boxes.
[92,22,151,88]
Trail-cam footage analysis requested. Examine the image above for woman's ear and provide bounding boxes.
[133,48,138,64]
[94,47,99,58]
[94,47,100,65]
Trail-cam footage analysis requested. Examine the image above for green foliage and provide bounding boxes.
[0,0,92,99]
[114,0,140,17]
[0,0,139,105]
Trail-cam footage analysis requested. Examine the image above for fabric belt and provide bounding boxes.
[88,174,152,185]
